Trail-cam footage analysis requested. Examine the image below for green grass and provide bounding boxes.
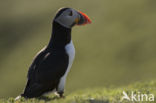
[0,81,156,103]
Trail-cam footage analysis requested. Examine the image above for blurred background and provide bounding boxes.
[0,0,156,98]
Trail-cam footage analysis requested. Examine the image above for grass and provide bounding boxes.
[0,81,156,103]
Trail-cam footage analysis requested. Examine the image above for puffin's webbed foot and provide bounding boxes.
[57,91,65,98]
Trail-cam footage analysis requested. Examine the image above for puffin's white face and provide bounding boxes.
[54,8,91,28]
[54,8,79,28]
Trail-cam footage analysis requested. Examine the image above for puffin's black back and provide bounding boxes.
[22,21,72,98]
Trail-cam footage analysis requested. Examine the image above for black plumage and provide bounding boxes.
[22,21,71,98]
[16,7,91,99]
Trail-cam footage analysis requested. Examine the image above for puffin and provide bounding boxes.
[17,7,91,99]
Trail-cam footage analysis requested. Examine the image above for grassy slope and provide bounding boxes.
[0,81,156,103]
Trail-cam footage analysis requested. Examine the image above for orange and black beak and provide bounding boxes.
[75,11,91,25]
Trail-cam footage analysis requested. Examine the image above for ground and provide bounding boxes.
[0,81,155,103]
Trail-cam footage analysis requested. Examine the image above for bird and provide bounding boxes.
[16,7,91,99]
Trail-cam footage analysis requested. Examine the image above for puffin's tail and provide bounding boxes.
[15,93,26,100]
[15,95,22,101]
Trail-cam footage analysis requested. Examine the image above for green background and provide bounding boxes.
[0,0,156,98]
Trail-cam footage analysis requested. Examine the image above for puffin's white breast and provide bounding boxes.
[65,40,75,74]
[58,40,75,91]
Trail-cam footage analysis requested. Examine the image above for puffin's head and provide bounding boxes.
[54,7,91,28]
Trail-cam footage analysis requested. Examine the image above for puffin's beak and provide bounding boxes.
[75,11,91,25]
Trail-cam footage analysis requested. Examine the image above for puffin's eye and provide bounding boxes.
[69,11,73,16]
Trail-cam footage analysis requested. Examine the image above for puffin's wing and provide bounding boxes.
[23,48,68,97]
[35,49,69,83]
[28,48,68,81]
[27,47,47,79]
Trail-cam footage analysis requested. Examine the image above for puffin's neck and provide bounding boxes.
[47,21,72,50]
